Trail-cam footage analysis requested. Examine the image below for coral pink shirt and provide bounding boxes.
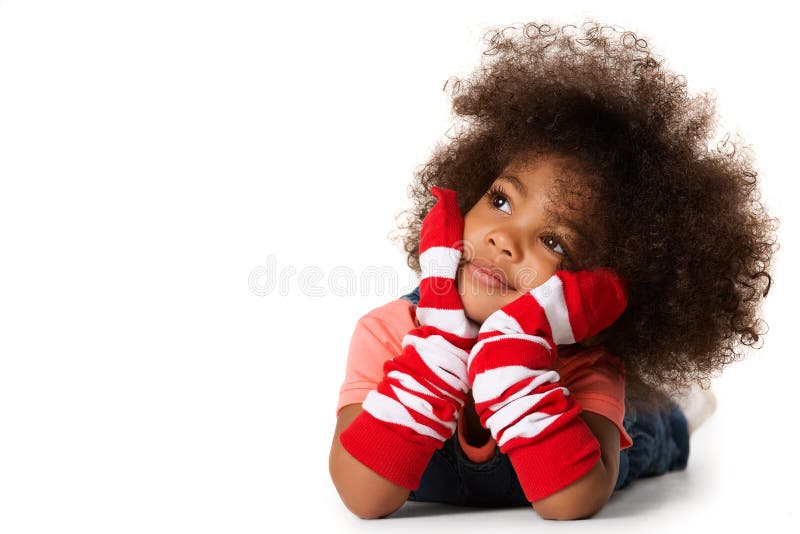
[336,298,633,462]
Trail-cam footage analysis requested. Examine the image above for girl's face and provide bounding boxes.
[456,155,592,324]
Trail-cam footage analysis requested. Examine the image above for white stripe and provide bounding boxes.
[467,333,552,369]
[362,389,450,441]
[495,409,562,448]
[531,275,575,345]
[471,365,561,406]
[489,369,561,412]
[385,369,439,398]
[386,369,463,404]
[484,388,569,447]
[485,389,557,437]
[416,307,479,338]
[400,334,470,393]
[389,384,456,433]
[479,309,523,336]
[419,246,461,279]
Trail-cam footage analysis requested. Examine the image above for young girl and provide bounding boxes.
[328,21,778,520]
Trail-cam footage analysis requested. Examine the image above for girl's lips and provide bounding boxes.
[465,261,513,290]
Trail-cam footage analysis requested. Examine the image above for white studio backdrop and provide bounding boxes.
[0,1,796,532]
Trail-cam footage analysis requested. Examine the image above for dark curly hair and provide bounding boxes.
[389,21,780,414]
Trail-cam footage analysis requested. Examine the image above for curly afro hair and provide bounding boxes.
[390,21,780,414]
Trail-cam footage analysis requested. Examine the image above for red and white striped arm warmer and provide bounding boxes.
[339,187,479,490]
[466,269,628,502]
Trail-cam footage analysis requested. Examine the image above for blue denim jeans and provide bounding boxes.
[399,286,690,507]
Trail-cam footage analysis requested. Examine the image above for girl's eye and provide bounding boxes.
[542,235,567,256]
[485,183,571,258]
[485,184,511,214]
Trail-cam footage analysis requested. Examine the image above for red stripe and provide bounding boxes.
[412,324,476,353]
[376,368,457,438]
[417,278,462,309]
[385,344,466,402]
[474,375,563,410]
[419,187,464,251]
[505,406,600,502]
[493,392,580,451]
[557,269,629,343]
[475,380,566,432]
[496,292,553,336]
[467,336,554,383]
[338,410,441,490]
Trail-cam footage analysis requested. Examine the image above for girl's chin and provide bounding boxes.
[462,295,519,324]
[457,266,525,321]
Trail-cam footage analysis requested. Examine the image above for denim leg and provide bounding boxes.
[408,436,464,505]
[408,434,529,507]
[614,402,691,491]
[452,439,529,507]
[412,402,692,501]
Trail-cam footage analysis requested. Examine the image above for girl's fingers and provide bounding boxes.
[485,268,628,345]
[419,187,465,256]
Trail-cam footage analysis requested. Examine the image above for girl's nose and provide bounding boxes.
[487,230,520,260]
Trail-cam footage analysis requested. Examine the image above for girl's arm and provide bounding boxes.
[331,188,478,519]
[465,269,628,519]
[328,404,410,519]
[531,410,621,520]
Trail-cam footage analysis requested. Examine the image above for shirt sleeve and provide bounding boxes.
[335,300,416,417]
[557,348,634,450]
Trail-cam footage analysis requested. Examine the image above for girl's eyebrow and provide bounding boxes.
[498,174,529,198]
[557,217,593,246]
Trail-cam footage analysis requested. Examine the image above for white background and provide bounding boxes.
[0,1,797,532]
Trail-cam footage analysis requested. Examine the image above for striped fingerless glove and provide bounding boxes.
[339,187,479,490]
[466,269,628,502]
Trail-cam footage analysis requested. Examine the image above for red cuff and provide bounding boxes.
[339,409,440,491]
[506,415,601,502]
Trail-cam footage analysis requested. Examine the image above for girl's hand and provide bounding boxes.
[476,268,628,358]
[338,187,480,492]
[415,186,479,344]
[463,268,628,502]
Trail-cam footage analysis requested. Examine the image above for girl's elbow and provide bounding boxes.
[532,471,613,520]
[534,493,609,521]
[328,439,409,519]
